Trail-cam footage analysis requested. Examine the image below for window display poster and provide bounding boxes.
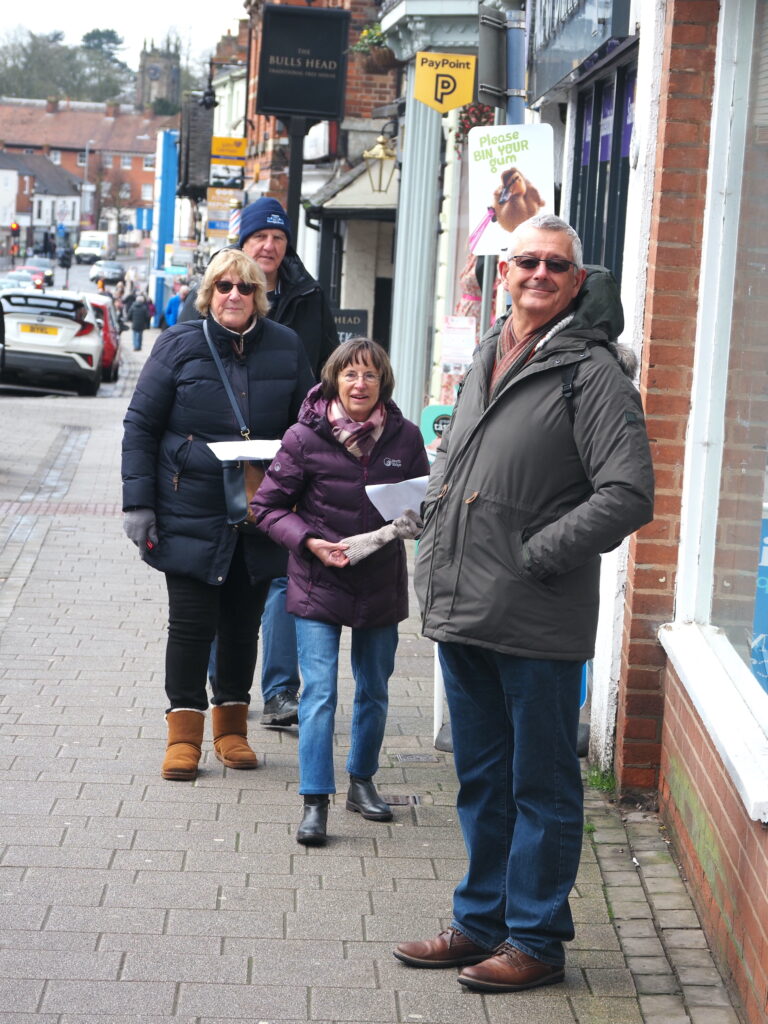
[440,315,476,405]
[466,123,555,256]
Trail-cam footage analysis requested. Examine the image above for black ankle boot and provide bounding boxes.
[346,775,392,821]
[296,795,329,846]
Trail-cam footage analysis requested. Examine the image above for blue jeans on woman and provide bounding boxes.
[260,576,301,702]
[439,642,584,966]
[294,618,398,795]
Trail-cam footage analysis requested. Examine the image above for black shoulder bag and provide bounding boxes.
[203,321,264,529]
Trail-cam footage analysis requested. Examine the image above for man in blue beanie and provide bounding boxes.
[181,196,339,726]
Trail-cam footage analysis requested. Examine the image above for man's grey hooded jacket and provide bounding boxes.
[414,268,654,662]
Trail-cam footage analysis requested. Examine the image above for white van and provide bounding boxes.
[74,231,110,264]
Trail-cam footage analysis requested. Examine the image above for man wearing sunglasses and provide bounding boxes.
[395,214,654,993]
[182,197,339,728]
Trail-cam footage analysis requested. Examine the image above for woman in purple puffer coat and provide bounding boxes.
[251,338,429,846]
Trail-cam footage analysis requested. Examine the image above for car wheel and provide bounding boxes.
[76,370,102,397]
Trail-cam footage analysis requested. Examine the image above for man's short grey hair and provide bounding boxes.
[507,214,584,269]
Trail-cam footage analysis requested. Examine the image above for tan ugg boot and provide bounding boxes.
[212,704,259,769]
[161,709,205,781]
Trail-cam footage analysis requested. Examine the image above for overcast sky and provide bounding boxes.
[5,2,248,70]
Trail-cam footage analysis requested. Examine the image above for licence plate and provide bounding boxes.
[21,324,58,335]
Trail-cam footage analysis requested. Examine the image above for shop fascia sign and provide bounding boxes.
[256,5,350,121]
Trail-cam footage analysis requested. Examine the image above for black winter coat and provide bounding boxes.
[121,315,314,585]
[251,384,430,628]
[128,300,151,331]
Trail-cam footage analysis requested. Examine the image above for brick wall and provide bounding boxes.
[615,0,719,792]
[660,665,768,1024]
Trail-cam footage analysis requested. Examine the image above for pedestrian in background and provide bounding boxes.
[165,284,189,328]
[128,293,151,351]
[395,214,654,992]
[252,338,429,846]
[181,197,339,730]
[121,249,313,781]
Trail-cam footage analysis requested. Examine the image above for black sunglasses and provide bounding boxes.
[509,255,577,274]
[214,280,257,295]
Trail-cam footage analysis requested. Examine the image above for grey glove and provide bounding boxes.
[123,508,159,554]
[341,509,424,565]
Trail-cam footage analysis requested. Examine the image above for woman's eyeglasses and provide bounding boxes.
[214,280,257,295]
[340,370,380,384]
[508,255,577,274]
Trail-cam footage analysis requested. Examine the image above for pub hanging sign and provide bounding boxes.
[256,5,350,121]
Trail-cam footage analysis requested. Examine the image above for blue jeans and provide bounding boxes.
[295,618,398,794]
[132,330,143,350]
[260,576,301,701]
[439,642,584,966]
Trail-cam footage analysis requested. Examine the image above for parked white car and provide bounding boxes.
[0,288,104,395]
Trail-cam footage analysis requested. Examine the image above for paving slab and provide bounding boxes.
[0,376,745,1024]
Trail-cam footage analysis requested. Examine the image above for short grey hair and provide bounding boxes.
[507,214,584,269]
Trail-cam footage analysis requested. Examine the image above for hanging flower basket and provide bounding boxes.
[454,102,496,156]
[362,46,399,74]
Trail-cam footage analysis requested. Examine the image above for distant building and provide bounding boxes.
[0,151,81,255]
[136,40,182,113]
[0,97,179,236]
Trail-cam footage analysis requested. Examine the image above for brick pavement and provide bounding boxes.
[0,341,744,1023]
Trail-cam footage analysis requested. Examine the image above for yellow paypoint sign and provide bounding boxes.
[414,51,476,113]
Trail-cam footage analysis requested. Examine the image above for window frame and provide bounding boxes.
[659,0,768,823]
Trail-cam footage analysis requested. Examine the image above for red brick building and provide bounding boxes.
[0,98,178,234]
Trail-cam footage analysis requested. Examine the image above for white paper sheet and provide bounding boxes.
[207,439,281,462]
[365,476,429,521]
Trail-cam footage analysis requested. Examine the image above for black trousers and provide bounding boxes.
[164,541,271,712]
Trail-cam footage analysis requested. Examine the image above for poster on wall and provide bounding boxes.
[439,315,476,405]
[466,123,555,256]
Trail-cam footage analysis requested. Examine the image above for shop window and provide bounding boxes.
[570,63,635,281]
[710,9,768,693]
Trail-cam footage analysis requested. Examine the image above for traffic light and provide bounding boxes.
[10,221,20,237]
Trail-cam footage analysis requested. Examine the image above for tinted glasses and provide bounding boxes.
[509,255,577,274]
[214,280,257,295]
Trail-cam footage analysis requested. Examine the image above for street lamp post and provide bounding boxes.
[82,139,95,227]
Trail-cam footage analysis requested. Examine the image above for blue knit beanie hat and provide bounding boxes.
[238,197,292,248]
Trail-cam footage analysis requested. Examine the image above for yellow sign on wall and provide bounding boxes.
[413,52,476,113]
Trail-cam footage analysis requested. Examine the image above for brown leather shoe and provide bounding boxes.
[393,927,489,968]
[458,944,564,992]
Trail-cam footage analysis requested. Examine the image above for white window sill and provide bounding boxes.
[659,621,768,823]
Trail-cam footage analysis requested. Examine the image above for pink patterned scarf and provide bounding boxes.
[327,398,386,461]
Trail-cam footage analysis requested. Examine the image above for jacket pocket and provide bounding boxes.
[170,434,194,491]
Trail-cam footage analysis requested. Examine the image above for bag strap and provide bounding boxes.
[203,320,250,439]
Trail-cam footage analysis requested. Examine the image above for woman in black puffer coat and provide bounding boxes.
[121,249,313,782]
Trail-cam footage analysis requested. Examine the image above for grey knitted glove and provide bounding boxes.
[123,508,159,554]
[341,509,424,565]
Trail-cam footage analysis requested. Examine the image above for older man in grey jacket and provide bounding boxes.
[394,214,654,993]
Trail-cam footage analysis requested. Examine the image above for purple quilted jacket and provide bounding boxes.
[251,384,429,628]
